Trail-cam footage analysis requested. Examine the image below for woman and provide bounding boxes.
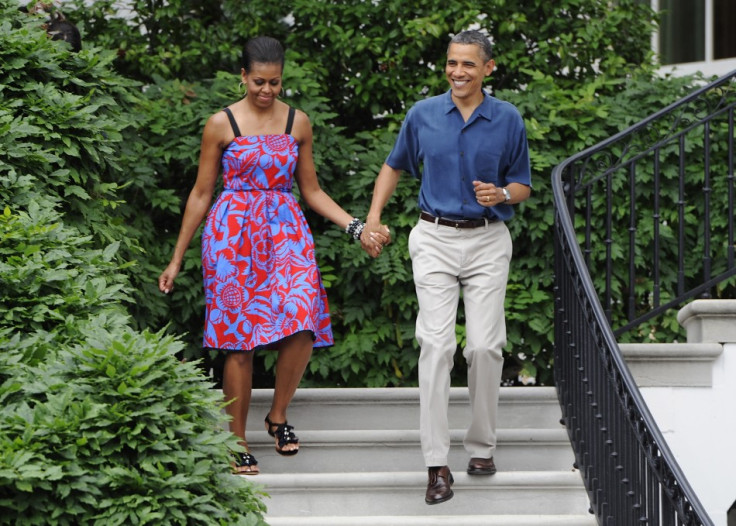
[158,36,388,474]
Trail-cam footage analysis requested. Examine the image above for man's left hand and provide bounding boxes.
[473,180,503,207]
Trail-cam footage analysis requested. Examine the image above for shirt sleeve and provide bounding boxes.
[502,109,533,187]
[385,107,421,178]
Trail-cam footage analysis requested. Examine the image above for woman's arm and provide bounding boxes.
[158,112,227,293]
[292,110,355,228]
[292,110,389,252]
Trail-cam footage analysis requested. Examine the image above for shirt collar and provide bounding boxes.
[442,89,494,121]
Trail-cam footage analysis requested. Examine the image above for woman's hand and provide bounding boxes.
[361,223,391,258]
[158,262,181,294]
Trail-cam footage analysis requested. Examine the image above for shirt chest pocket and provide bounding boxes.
[474,149,503,182]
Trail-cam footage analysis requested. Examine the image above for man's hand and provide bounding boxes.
[361,221,391,258]
[473,180,504,206]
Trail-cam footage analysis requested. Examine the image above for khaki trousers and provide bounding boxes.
[408,217,512,467]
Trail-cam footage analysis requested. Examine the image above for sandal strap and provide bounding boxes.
[232,451,258,467]
[274,422,298,448]
[265,414,300,449]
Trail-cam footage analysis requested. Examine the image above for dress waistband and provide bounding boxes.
[223,187,290,193]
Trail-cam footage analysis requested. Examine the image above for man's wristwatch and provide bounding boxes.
[502,187,511,203]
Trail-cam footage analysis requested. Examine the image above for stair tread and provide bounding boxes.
[249,386,559,403]
[258,470,590,517]
[243,387,564,430]
[254,470,583,487]
[265,515,597,526]
[247,427,569,443]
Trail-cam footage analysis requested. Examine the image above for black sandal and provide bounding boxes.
[265,414,299,456]
[231,451,259,475]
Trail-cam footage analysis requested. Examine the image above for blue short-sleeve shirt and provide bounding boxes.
[385,90,532,221]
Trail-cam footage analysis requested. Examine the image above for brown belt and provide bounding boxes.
[419,212,497,229]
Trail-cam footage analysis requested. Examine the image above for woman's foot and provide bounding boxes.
[231,451,259,475]
[265,413,299,456]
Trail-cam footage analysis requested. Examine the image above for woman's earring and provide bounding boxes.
[238,81,247,97]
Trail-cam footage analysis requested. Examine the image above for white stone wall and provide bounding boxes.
[637,300,736,526]
[639,342,735,526]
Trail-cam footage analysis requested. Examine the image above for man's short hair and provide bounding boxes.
[449,30,493,63]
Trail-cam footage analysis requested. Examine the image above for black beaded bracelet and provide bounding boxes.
[353,222,365,241]
[345,217,365,241]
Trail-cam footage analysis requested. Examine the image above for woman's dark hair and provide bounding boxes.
[47,12,82,52]
[241,36,285,73]
[449,30,493,63]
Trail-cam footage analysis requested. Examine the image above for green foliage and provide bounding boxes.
[0,319,267,525]
[46,0,725,390]
[64,0,291,82]
[0,1,267,522]
[0,5,138,246]
[0,191,130,358]
[0,1,137,361]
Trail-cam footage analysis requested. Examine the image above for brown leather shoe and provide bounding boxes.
[425,465,454,505]
[467,456,497,475]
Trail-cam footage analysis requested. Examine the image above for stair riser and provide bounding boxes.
[247,441,575,473]
[262,486,590,517]
[245,400,563,430]
[242,387,563,430]
[227,387,592,522]
[265,516,598,526]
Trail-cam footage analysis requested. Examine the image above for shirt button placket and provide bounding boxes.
[459,128,467,214]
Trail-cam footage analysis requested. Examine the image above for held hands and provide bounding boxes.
[361,221,391,258]
[473,180,504,207]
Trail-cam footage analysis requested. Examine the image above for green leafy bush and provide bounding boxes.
[54,0,733,389]
[56,0,663,387]
[0,2,267,522]
[0,319,267,525]
[0,187,266,524]
[0,191,130,358]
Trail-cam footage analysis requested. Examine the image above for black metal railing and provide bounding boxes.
[552,69,736,525]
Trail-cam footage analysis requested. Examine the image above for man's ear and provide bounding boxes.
[484,59,496,77]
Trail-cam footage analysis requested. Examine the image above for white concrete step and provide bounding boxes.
[621,342,722,387]
[245,386,563,431]
[265,514,597,525]
[248,427,574,473]
[233,386,592,524]
[256,470,590,517]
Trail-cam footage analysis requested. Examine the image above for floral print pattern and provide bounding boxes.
[201,133,333,351]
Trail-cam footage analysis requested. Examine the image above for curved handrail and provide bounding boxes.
[551,69,736,525]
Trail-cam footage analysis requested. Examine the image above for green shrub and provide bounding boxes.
[1,2,268,522]
[58,0,733,388]
[0,319,267,525]
[0,189,130,363]
[0,185,267,524]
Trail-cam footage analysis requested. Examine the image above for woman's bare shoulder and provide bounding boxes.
[203,107,237,147]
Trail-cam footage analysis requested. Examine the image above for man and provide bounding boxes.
[363,30,532,504]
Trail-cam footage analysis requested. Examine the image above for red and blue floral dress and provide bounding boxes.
[200,106,333,351]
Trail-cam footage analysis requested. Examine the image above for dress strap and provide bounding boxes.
[222,107,242,138]
[285,106,296,135]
